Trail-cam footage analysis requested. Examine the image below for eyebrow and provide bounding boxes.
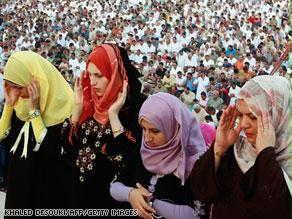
[88,71,102,75]
[141,125,159,130]
[5,80,22,87]
[236,109,254,116]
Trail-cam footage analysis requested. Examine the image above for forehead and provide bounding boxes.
[87,62,102,74]
[140,118,156,128]
[236,99,251,114]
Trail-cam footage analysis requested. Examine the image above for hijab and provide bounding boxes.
[3,51,74,126]
[139,92,206,185]
[2,51,74,158]
[79,44,143,125]
[234,75,291,194]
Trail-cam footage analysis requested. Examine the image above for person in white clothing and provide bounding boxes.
[196,72,209,102]
[228,81,241,105]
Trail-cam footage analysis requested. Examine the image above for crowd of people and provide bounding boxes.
[0,0,291,218]
[0,0,291,125]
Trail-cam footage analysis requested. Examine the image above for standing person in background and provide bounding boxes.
[191,76,291,219]
[60,44,146,209]
[0,68,5,189]
[0,51,74,209]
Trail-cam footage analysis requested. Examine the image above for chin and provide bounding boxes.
[246,137,256,145]
[94,90,103,96]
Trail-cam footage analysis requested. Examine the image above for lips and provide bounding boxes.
[93,88,100,92]
[146,142,155,147]
[245,133,254,137]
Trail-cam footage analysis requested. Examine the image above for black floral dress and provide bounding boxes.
[60,116,141,209]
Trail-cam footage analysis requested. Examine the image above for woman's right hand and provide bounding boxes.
[214,105,241,154]
[4,82,20,107]
[71,75,84,122]
[129,183,155,219]
[74,76,83,107]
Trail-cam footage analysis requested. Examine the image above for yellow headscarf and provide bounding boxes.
[4,51,74,126]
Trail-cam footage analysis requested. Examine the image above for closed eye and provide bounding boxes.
[141,127,161,134]
[249,115,257,120]
[151,129,160,134]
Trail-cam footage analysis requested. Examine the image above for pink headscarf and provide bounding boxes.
[139,93,206,185]
[199,123,216,148]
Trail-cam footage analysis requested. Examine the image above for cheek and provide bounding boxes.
[156,134,167,145]
[20,87,29,98]
[251,120,258,133]
[101,78,109,90]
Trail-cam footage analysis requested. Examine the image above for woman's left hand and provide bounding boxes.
[108,80,128,116]
[129,183,155,219]
[28,79,40,111]
[256,111,276,154]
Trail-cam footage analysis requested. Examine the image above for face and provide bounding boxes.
[236,99,258,145]
[140,118,167,147]
[194,108,200,113]
[87,62,109,97]
[4,80,29,99]
[213,91,219,98]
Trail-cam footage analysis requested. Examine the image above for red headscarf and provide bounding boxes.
[79,44,128,125]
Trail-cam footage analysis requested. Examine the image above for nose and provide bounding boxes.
[144,131,152,143]
[240,115,250,129]
[90,77,97,86]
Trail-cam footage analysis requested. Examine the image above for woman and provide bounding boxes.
[60,44,146,208]
[110,93,208,219]
[0,51,74,208]
[191,76,291,218]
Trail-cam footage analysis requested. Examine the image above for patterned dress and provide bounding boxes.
[60,117,140,208]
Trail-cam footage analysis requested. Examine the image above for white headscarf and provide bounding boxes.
[234,76,291,194]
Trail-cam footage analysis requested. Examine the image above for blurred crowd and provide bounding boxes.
[0,0,291,126]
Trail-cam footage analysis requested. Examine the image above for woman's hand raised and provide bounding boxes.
[214,105,241,155]
[4,82,20,107]
[108,80,128,117]
[71,73,84,123]
[256,111,275,154]
[27,79,40,111]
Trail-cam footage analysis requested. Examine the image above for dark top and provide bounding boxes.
[60,99,144,209]
[59,44,146,209]
[190,145,291,219]
[0,113,73,209]
[115,155,210,218]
